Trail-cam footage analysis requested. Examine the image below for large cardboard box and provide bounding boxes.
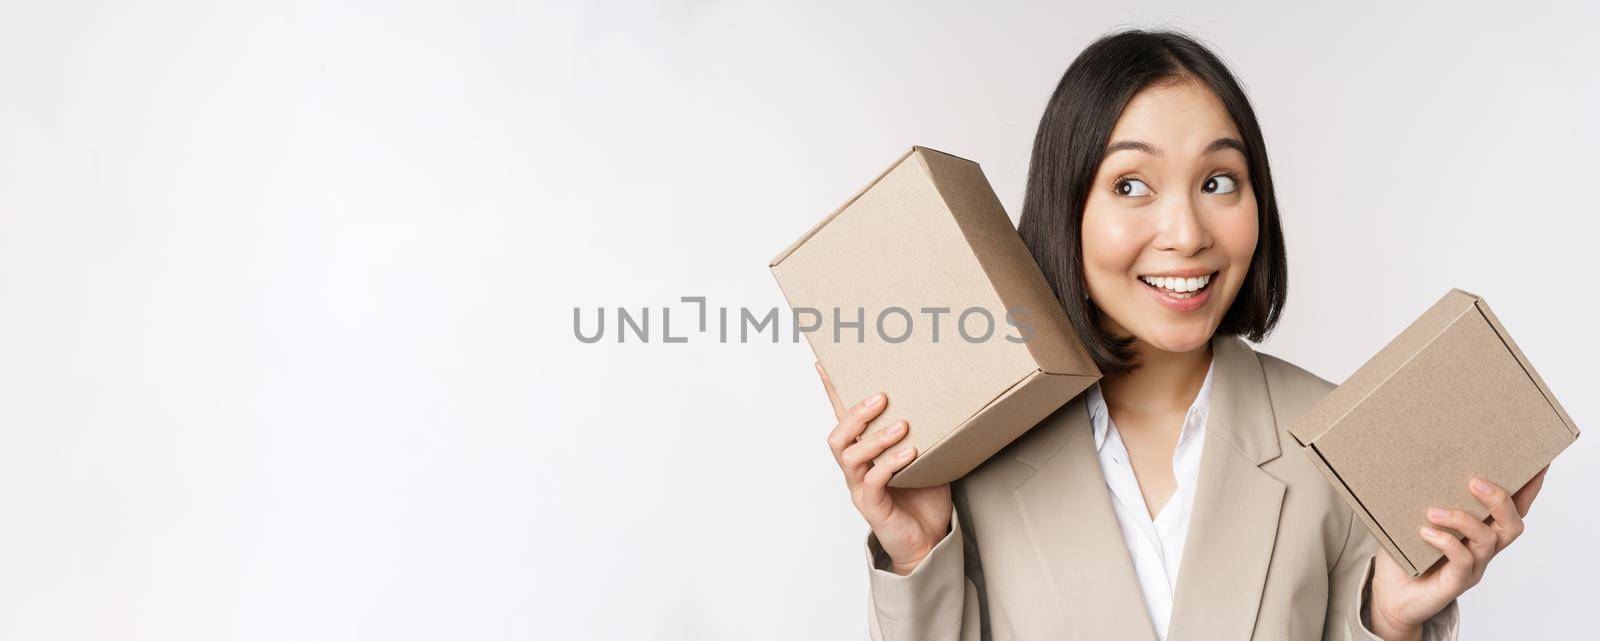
[1289,288,1580,576]
[770,146,1100,488]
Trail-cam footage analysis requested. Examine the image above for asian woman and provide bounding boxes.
[817,29,1548,641]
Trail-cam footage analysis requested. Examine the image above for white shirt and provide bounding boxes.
[1085,358,1215,641]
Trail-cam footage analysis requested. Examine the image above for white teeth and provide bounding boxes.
[1140,273,1212,294]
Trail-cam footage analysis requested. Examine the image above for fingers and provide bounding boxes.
[1420,525,1477,592]
[1426,507,1495,575]
[840,419,909,473]
[825,391,887,462]
[1416,473,1544,589]
[860,444,918,511]
[815,361,845,419]
[1471,476,1527,551]
[1512,465,1549,517]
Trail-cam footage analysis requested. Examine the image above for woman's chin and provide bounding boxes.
[1136,328,1214,355]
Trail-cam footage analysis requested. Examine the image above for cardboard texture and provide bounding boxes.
[1289,288,1579,576]
[770,146,1100,487]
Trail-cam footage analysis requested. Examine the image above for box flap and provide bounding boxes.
[1471,298,1581,438]
[916,148,1099,378]
[1298,443,1420,575]
[884,369,1098,487]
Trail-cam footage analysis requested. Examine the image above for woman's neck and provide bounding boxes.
[1100,338,1213,419]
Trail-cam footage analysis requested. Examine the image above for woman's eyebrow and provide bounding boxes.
[1204,137,1246,155]
[1104,140,1161,158]
[1102,137,1245,159]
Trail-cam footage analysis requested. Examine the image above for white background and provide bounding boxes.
[2,1,1596,639]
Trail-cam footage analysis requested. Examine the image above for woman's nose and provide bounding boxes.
[1153,195,1212,256]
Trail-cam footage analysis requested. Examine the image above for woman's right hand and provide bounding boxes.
[818,361,953,576]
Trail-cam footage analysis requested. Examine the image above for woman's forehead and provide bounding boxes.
[1109,79,1242,153]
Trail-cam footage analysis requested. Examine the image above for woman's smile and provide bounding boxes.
[1138,268,1220,312]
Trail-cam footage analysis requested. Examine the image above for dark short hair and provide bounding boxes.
[1018,29,1288,375]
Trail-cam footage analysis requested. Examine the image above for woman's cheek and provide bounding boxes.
[1217,195,1259,296]
[1084,204,1143,259]
[1081,210,1144,292]
[1217,195,1259,256]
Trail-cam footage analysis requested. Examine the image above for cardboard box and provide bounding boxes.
[770,146,1100,488]
[1289,288,1579,576]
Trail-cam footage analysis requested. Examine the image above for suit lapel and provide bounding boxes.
[1011,336,1289,641]
[1013,395,1160,641]
[1165,336,1287,641]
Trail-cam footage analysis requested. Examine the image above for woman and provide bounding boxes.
[816,30,1548,641]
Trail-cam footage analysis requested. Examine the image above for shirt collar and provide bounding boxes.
[1087,355,1217,453]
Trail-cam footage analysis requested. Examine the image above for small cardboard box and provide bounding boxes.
[1289,288,1579,576]
[770,146,1100,488]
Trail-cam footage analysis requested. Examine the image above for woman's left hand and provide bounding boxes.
[1366,465,1550,640]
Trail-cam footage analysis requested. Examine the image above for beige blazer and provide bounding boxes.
[863,335,1462,641]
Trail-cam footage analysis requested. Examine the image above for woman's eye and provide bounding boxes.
[1114,178,1152,197]
[1203,174,1238,195]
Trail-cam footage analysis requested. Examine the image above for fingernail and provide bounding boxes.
[1421,526,1443,539]
[1428,508,1449,521]
[864,393,884,409]
[887,420,905,436]
[898,448,913,459]
[1472,478,1491,494]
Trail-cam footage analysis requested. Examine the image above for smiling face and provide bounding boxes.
[1081,76,1260,355]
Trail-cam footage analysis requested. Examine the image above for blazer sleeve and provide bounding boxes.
[862,501,985,641]
[1326,509,1461,641]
